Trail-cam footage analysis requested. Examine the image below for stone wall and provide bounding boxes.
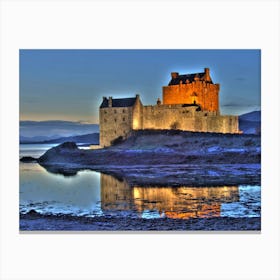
[100,103,239,147]
[140,104,239,133]
[99,106,134,147]
[162,81,220,112]
[132,95,143,130]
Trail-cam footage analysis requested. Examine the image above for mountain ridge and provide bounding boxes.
[238,111,260,134]
[20,133,99,145]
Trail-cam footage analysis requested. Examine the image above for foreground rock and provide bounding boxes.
[20,212,261,231]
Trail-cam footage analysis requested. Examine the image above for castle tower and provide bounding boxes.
[99,95,143,147]
[162,68,220,113]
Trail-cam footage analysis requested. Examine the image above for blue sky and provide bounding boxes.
[20,49,261,123]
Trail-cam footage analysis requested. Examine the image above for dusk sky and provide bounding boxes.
[20,49,260,124]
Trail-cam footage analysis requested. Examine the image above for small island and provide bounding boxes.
[29,130,260,187]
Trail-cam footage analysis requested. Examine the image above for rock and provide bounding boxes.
[20,156,38,163]
[38,142,79,164]
[26,209,39,215]
[58,142,78,149]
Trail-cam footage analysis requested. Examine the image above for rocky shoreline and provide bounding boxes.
[38,162,260,186]
[20,131,261,186]
[20,211,261,231]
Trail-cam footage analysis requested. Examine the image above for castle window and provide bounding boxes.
[204,113,208,116]
[104,110,107,114]
[123,117,125,122]
[114,130,117,134]
[114,118,117,122]
[104,118,107,123]
[122,109,125,113]
[114,109,117,113]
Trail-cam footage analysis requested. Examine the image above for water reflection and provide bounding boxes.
[20,163,102,216]
[20,162,260,219]
[101,173,239,219]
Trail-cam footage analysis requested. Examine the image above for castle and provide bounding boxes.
[99,68,240,147]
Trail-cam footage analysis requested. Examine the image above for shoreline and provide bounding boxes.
[20,131,261,231]
[20,130,261,186]
[20,212,261,231]
[40,162,261,186]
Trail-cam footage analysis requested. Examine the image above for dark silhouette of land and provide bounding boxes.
[21,130,261,186]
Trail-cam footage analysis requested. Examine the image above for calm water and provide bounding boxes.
[19,144,261,220]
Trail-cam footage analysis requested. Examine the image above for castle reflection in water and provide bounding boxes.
[101,173,239,219]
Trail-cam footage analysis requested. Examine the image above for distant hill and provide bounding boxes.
[20,135,57,143]
[21,133,99,145]
[239,111,261,134]
[239,111,261,122]
[20,120,99,141]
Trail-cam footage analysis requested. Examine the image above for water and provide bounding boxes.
[20,143,59,158]
[19,144,261,220]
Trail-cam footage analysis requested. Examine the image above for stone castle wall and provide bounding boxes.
[99,106,134,147]
[99,95,144,147]
[162,81,219,112]
[132,95,143,130]
[99,103,239,147]
[141,104,239,133]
